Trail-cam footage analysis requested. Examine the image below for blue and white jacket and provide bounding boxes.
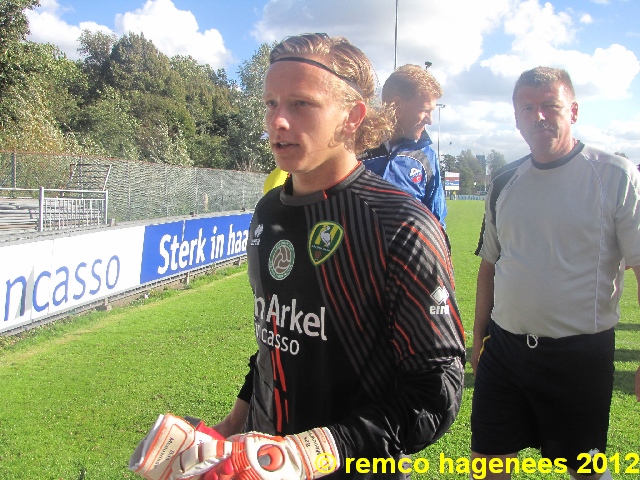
[361,131,447,228]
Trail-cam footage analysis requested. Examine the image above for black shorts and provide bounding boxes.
[471,320,615,471]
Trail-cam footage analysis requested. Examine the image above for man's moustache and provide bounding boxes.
[532,123,553,132]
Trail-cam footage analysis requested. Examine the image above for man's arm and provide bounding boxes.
[472,259,495,375]
[633,265,640,307]
[633,265,640,402]
[213,398,250,438]
[422,149,447,228]
[213,353,255,437]
[328,213,465,460]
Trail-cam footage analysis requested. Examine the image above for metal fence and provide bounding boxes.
[0,187,108,232]
[0,151,267,224]
[39,188,108,231]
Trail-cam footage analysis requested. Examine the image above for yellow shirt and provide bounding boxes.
[263,167,288,194]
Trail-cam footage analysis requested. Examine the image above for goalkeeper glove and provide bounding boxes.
[175,428,341,480]
[129,413,224,480]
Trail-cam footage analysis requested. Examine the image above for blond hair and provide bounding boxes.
[269,33,393,154]
[381,64,443,103]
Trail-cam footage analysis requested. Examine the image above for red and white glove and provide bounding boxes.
[129,413,224,480]
[174,428,341,480]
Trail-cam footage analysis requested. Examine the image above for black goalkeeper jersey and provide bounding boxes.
[244,163,465,478]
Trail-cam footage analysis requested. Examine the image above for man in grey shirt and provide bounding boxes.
[471,66,640,480]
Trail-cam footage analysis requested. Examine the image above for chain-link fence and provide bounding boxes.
[0,151,267,223]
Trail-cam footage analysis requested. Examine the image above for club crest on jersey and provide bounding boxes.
[269,240,295,280]
[308,221,344,266]
[409,167,423,184]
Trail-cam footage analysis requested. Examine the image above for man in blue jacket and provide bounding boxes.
[361,64,447,228]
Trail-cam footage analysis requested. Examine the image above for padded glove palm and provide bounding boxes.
[129,413,223,480]
[175,428,340,480]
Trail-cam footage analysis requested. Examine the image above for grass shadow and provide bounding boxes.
[615,323,640,332]
[614,369,637,396]
[614,348,640,363]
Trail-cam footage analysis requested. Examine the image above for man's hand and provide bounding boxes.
[470,338,483,376]
[129,413,222,480]
[175,428,340,480]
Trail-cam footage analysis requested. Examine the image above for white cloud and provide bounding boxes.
[26,0,113,60]
[481,0,640,101]
[252,0,513,81]
[575,120,640,159]
[24,0,640,162]
[115,0,232,68]
[436,102,529,160]
[580,13,594,24]
[248,0,640,160]
[27,0,232,68]
[505,0,576,49]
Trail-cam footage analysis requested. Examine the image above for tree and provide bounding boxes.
[0,38,88,154]
[454,150,483,194]
[487,149,507,178]
[105,33,196,164]
[226,43,276,172]
[170,55,235,168]
[108,33,173,95]
[75,86,140,159]
[77,29,116,99]
[440,154,456,174]
[0,0,40,98]
[614,151,628,159]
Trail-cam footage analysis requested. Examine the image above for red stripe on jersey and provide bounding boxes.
[341,217,366,301]
[388,251,442,307]
[395,323,416,355]
[388,254,443,338]
[273,329,287,392]
[374,220,386,270]
[446,294,465,341]
[274,387,283,433]
[397,206,454,284]
[367,266,383,307]
[285,398,289,424]
[431,276,463,340]
[333,260,363,330]
[399,279,442,337]
[270,350,276,381]
[387,311,405,356]
[401,222,449,274]
[319,266,340,322]
[363,184,413,200]
[270,322,288,432]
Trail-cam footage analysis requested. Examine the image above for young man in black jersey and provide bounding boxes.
[131,33,465,480]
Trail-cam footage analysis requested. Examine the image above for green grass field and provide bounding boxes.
[0,201,638,479]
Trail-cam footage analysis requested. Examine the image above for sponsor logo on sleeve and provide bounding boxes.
[251,224,264,246]
[430,286,450,315]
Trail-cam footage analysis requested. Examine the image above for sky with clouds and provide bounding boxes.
[26,0,640,162]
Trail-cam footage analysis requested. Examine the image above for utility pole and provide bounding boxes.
[394,0,398,70]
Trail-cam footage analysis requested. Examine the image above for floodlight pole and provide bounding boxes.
[394,0,398,70]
